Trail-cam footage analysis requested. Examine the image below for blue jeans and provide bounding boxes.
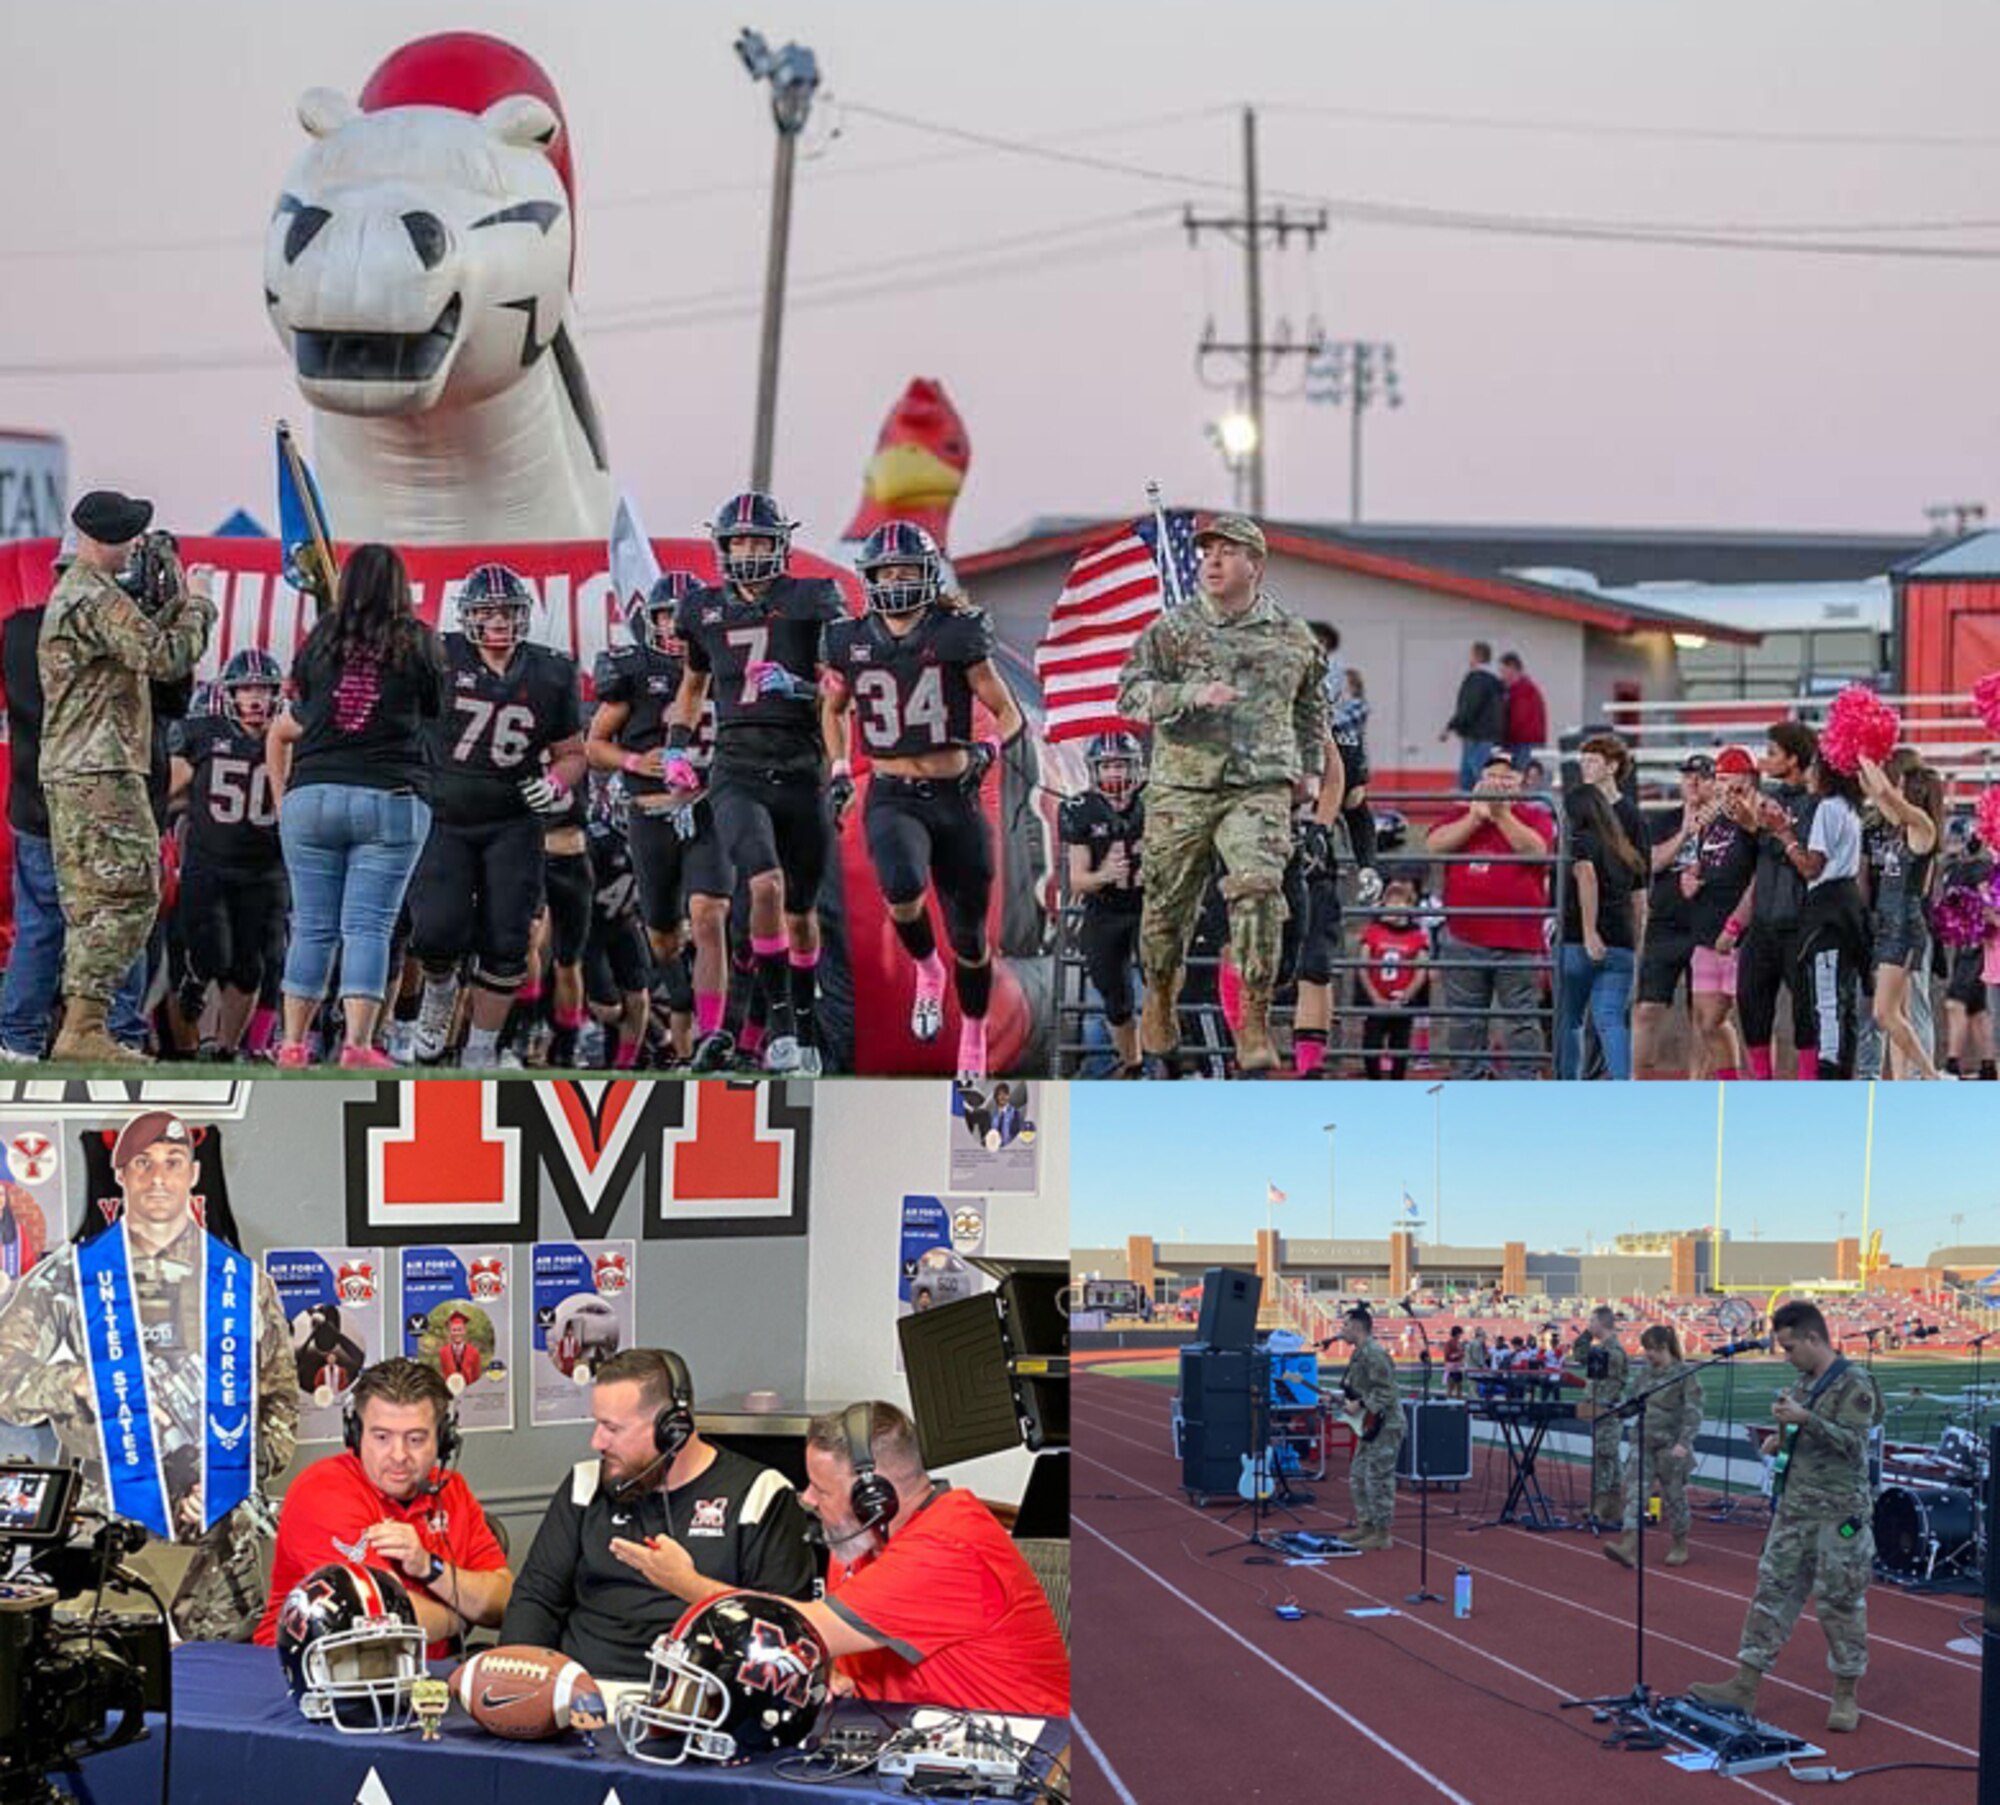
[1557,942,1634,1080]
[280,785,431,1004]
[1456,740,1495,793]
[0,830,148,1053]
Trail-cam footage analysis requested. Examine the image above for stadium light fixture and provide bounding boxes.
[1672,632,1709,651]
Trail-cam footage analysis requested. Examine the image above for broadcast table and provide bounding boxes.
[66,1643,1068,1804]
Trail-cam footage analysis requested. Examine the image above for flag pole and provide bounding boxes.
[1144,479,1187,609]
[277,418,337,606]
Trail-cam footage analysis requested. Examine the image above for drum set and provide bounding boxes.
[1872,1415,1989,1587]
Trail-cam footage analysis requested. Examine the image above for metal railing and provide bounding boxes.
[1056,788,1573,1079]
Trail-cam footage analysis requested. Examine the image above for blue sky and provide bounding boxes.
[1070,1084,1996,1262]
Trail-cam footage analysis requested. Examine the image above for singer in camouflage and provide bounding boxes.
[1689,1300,1884,1734]
[1563,1306,1630,1526]
[1116,514,1327,1073]
[0,1112,296,1639]
[1337,1305,1403,1548]
[38,491,215,1062]
[1603,1324,1705,1569]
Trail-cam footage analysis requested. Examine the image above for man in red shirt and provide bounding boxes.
[1427,752,1556,1076]
[1498,652,1548,770]
[255,1358,513,1658]
[618,1401,1068,1718]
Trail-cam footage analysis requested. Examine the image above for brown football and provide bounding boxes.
[447,1644,605,1740]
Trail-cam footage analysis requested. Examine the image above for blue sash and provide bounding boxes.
[75,1221,255,1542]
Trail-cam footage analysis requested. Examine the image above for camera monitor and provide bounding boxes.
[0,1465,78,1545]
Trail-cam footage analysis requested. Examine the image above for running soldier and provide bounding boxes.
[0,1111,296,1637]
[1335,1305,1402,1548]
[1604,1324,1705,1569]
[408,564,586,1069]
[1565,1306,1630,1528]
[1690,1300,1883,1733]
[667,494,843,1076]
[587,571,719,1064]
[1116,513,1327,1074]
[822,522,1026,1077]
[170,650,287,1058]
[1060,733,1147,1077]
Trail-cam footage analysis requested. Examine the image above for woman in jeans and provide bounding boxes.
[1556,781,1647,1078]
[268,543,444,1066]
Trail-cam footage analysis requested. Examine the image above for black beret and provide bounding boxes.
[71,490,153,544]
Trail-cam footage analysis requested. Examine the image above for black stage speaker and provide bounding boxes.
[1179,1347,1255,1497]
[1394,1399,1473,1483]
[1196,1267,1260,1351]
[899,1260,1068,1467]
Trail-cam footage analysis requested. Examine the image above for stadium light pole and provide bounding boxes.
[737,28,821,493]
[1322,1122,1337,1244]
[1713,1085,1725,1295]
[1860,1082,1876,1293]
[1426,1084,1443,1247]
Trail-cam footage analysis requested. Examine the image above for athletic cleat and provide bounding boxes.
[763,1033,802,1075]
[386,1020,417,1066]
[688,1029,736,1074]
[955,1018,988,1080]
[795,1045,824,1078]
[521,1022,555,1068]
[910,986,944,1044]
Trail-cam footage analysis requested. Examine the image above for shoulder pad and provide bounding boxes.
[939,606,995,662]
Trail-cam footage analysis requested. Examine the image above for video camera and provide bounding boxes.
[114,529,182,616]
[0,1462,166,1805]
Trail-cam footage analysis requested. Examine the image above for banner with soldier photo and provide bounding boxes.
[265,1247,386,1445]
[947,1080,1040,1194]
[399,1245,514,1434]
[896,1195,988,1373]
[530,1239,636,1426]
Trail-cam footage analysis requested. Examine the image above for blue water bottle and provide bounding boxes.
[1453,1566,1472,1619]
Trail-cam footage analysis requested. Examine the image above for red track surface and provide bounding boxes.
[1073,1372,1981,1805]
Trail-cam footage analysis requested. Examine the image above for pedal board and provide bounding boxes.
[1273,1530,1359,1558]
[1645,1696,1822,1775]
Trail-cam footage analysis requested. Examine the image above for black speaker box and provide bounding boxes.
[1394,1399,1473,1483]
[1196,1267,1260,1350]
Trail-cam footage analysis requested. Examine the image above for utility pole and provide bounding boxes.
[1306,339,1403,523]
[1185,106,1327,517]
[737,29,821,494]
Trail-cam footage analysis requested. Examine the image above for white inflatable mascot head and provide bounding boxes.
[264,33,611,544]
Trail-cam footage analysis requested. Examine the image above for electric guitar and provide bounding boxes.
[1238,1450,1279,1501]
[1338,1380,1384,1443]
[1768,1385,1801,1507]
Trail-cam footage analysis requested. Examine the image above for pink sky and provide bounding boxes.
[3,0,1995,553]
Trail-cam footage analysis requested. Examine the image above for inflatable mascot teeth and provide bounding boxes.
[263,32,609,544]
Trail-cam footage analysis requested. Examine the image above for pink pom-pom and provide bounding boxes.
[1974,671,2000,738]
[1818,685,1901,775]
[1979,787,2000,852]
[1933,883,1990,950]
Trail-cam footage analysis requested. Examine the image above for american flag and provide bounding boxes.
[1033,510,1201,743]
[1267,1182,1287,1206]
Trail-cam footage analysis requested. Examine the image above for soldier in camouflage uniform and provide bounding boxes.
[1604,1323,1704,1569]
[1563,1305,1629,1527]
[1690,1300,1883,1734]
[38,490,215,1063]
[1337,1305,1403,1548]
[1116,514,1327,1074]
[0,1112,296,1639]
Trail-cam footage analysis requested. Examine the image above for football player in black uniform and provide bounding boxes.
[531,775,596,1069]
[582,781,655,1067]
[665,494,841,1076]
[169,649,288,1058]
[822,523,1025,1077]
[1285,733,1346,1078]
[587,571,719,1065]
[1060,732,1147,1077]
[408,564,586,1069]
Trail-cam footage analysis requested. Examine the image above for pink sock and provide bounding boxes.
[740,1021,764,1055]
[555,1007,588,1031]
[1798,1047,1820,1081]
[789,947,820,970]
[519,982,543,1006]
[1747,1046,1773,1081]
[696,992,724,1036]
[751,933,789,958]
[246,1007,277,1054]
[614,1036,640,1069]
[1295,1039,1327,1076]
[1218,957,1244,1034]
[1717,1067,1739,1081]
[916,952,946,995]
[957,1015,988,1077]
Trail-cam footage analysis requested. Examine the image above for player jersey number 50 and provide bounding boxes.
[853,666,949,751]
[452,697,538,767]
[207,755,278,826]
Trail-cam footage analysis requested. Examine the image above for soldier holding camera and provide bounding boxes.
[38,490,215,1062]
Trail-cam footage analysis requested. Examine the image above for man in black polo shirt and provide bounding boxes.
[1723,721,1821,1080]
[499,1347,813,1679]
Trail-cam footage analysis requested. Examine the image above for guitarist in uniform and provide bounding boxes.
[1563,1306,1629,1529]
[1689,1300,1883,1734]
[1334,1305,1402,1549]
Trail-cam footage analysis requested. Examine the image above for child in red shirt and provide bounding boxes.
[1357,875,1430,1078]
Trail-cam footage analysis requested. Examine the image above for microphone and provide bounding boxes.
[1714,1337,1768,1357]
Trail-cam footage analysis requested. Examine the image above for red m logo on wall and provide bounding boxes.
[342,1082,811,1244]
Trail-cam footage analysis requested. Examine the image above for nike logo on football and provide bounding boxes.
[480,1687,538,1710]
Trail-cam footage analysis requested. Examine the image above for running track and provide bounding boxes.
[1072,1371,1981,1805]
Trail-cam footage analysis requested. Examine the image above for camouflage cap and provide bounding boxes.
[111,1111,192,1169]
[1193,513,1267,558]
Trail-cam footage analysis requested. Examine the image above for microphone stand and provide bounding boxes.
[1967,1331,1992,1442]
[1706,1335,1746,1525]
[1562,1343,1759,1740]
[1403,1304,1442,1607]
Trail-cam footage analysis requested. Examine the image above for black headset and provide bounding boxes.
[652,1349,698,1460]
[343,1363,462,1490]
[844,1401,900,1533]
